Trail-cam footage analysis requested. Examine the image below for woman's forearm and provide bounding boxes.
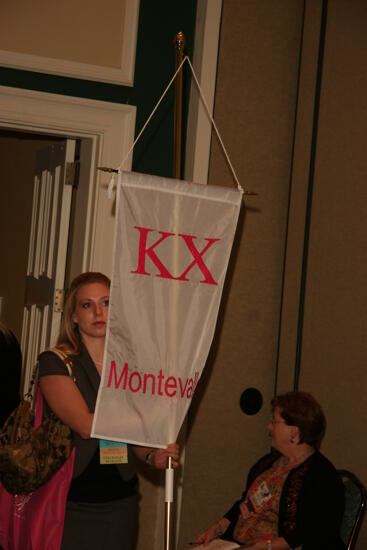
[39,375,93,438]
[246,537,291,550]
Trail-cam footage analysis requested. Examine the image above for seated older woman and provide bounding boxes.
[195,392,344,550]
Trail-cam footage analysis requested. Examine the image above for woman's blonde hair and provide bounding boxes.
[57,272,110,354]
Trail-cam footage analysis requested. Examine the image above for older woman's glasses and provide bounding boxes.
[269,418,286,425]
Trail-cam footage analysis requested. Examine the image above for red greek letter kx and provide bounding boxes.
[131,226,220,285]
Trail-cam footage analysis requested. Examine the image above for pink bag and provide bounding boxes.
[0,391,75,550]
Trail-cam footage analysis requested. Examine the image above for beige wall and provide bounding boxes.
[0,0,126,68]
[180,1,367,550]
[279,0,367,547]
[296,1,367,546]
[179,1,304,546]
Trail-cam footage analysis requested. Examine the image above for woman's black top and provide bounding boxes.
[223,450,345,550]
[0,329,22,427]
[38,342,138,503]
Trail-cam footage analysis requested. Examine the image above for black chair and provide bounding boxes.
[338,469,367,550]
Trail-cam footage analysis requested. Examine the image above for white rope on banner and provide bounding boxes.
[107,56,188,199]
[185,57,244,194]
[107,55,257,197]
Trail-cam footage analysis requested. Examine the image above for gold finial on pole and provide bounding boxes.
[173,32,186,180]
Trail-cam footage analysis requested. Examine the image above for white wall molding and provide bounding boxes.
[0,0,140,85]
[0,86,136,275]
[185,0,223,185]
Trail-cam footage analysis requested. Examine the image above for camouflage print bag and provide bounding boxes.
[0,349,74,495]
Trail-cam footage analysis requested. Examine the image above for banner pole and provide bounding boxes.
[164,31,186,550]
[173,31,186,180]
[164,456,174,550]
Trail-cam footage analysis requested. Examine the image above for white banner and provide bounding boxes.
[91,171,242,447]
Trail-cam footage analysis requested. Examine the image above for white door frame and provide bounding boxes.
[0,85,136,278]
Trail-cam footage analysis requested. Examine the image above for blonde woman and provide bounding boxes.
[39,272,179,550]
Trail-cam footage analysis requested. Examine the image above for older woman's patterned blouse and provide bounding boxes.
[232,457,299,546]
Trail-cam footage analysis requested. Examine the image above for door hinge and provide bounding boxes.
[65,161,80,188]
[54,289,65,312]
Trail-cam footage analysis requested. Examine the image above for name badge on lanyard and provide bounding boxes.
[99,440,128,464]
[250,480,272,511]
